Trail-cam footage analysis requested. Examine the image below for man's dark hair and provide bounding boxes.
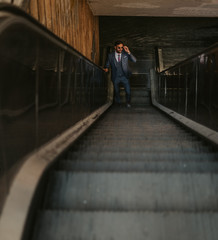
[114,40,124,46]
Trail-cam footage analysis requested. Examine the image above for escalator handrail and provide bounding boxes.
[159,41,218,73]
[0,4,111,240]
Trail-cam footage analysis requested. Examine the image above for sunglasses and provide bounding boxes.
[117,46,123,49]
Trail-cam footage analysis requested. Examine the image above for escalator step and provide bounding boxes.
[57,160,218,173]
[31,106,218,240]
[32,211,218,240]
[69,144,211,153]
[43,172,218,211]
[72,138,203,145]
[66,151,218,162]
[79,135,203,143]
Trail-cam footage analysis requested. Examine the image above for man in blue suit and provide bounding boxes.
[104,40,137,108]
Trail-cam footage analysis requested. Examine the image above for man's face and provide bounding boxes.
[115,43,123,53]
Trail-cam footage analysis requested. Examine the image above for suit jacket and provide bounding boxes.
[104,51,137,82]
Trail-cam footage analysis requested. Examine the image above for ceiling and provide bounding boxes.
[87,0,218,17]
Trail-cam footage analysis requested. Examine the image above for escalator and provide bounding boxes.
[31,105,218,240]
[0,4,218,240]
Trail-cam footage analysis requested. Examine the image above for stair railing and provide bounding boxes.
[151,43,218,145]
[0,4,110,215]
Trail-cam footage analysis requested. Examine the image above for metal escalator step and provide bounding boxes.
[57,160,218,173]
[76,130,201,137]
[132,103,151,107]
[82,126,191,133]
[80,135,202,142]
[43,172,218,211]
[131,89,151,97]
[70,143,211,153]
[32,211,218,240]
[131,96,151,104]
[78,135,199,142]
[66,151,218,162]
[72,135,203,143]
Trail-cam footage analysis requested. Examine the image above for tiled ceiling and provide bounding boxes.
[87,0,218,17]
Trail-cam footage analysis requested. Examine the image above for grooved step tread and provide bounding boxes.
[31,106,218,240]
[32,211,218,240]
[44,172,218,211]
[67,151,218,162]
[70,144,211,153]
[58,160,218,173]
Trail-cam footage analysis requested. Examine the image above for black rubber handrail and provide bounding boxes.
[160,41,218,73]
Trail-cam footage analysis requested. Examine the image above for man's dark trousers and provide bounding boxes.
[114,76,130,104]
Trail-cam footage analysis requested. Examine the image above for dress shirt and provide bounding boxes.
[115,52,122,62]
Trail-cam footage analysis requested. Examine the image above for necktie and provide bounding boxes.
[118,54,121,62]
